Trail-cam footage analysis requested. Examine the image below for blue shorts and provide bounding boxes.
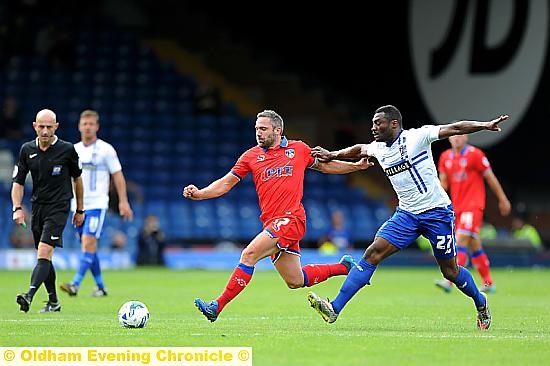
[376,205,456,259]
[76,208,107,239]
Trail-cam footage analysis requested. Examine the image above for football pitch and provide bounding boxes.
[1,266,549,365]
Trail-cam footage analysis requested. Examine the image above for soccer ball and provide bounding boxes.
[118,300,150,328]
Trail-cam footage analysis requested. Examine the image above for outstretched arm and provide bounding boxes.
[311,144,370,162]
[311,157,374,174]
[438,114,508,139]
[183,172,240,200]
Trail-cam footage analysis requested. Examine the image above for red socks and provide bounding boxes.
[301,263,348,287]
[471,251,493,285]
[456,250,469,267]
[215,261,349,313]
[216,264,254,313]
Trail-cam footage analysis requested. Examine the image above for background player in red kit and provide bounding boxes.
[435,134,511,293]
[183,109,373,322]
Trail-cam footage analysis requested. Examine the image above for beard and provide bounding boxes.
[257,134,276,149]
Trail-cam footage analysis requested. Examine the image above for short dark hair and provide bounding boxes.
[375,105,402,127]
[257,110,284,133]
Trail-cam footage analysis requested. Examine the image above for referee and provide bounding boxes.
[12,109,85,313]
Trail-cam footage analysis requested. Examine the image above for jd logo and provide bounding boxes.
[410,0,548,147]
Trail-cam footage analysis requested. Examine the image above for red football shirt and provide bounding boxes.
[438,144,491,212]
[231,137,315,224]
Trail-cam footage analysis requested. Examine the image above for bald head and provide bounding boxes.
[33,109,59,147]
[36,109,57,123]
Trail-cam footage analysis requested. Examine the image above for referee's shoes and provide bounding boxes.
[39,301,61,313]
[16,293,32,313]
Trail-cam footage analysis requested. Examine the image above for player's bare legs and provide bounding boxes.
[435,232,470,292]
[275,250,353,289]
[240,231,280,266]
[273,252,305,288]
[195,229,353,322]
[362,237,400,264]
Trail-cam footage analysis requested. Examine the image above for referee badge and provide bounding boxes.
[52,165,62,175]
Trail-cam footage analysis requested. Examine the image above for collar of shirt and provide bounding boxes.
[34,135,59,147]
[386,130,403,147]
[450,144,470,159]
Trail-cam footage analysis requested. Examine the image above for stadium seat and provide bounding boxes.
[0,16,391,247]
[145,201,168,227]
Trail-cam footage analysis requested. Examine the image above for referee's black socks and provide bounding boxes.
[28,258,52,299]
[44,263,58,304]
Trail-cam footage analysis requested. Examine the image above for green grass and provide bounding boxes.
[1,267,549,365]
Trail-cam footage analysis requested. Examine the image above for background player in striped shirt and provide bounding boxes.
[307,105,507,330]
[184,109,373,322]
[60,110,133,297]
[435,134,511,294]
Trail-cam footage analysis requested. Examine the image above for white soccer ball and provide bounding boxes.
[118,300,150,328]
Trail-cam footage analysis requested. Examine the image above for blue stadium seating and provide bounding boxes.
[0,17,390,249]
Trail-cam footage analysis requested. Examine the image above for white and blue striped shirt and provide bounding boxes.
[366,125,450,214]
[71,139,122,211]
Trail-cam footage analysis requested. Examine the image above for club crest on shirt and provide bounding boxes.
[285,149,295,158]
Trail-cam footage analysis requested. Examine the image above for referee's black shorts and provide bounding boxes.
[31,201,71,249]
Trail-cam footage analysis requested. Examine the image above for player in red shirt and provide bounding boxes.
[183,110,373,322]
[435,134,511,293]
